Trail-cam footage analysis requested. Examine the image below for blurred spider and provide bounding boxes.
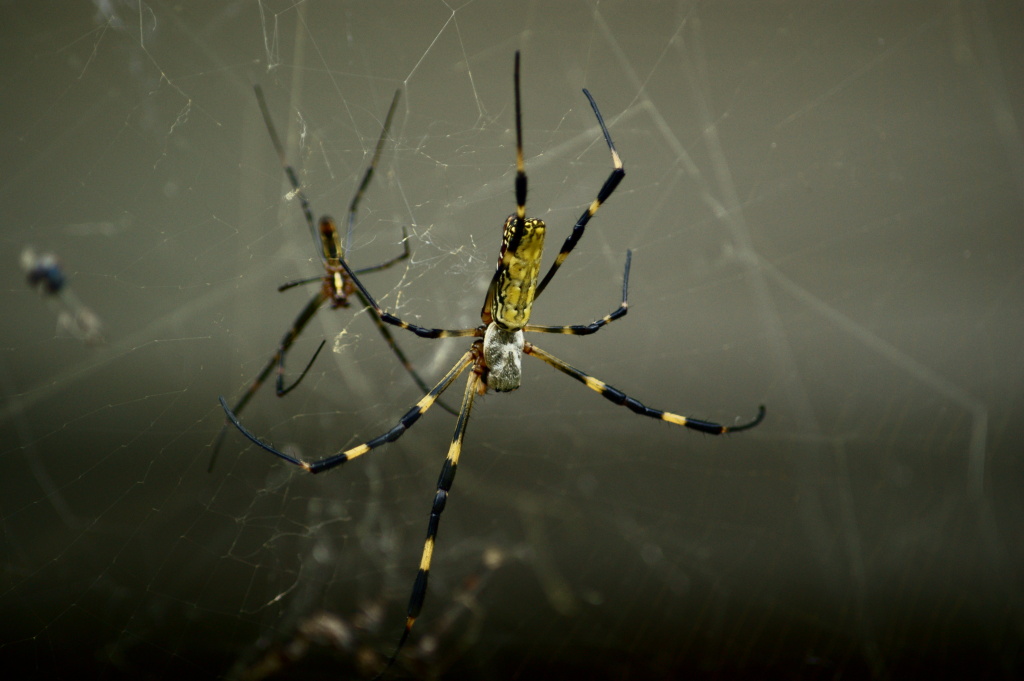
[21,246,103,344]
[210,86,454,472]
[221,52,765,673]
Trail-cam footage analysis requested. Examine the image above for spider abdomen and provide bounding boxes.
[483,323,524,392]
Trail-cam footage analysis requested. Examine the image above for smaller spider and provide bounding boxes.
[210,86,454,471]
[221,52,764,674]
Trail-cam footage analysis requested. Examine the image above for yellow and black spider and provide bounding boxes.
[210,86,455,472]
[220,52,765,673]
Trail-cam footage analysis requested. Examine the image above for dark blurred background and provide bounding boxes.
[1,1,1021,678]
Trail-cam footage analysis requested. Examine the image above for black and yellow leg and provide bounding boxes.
[513,51,528,230]
[379,368,480,676]
[218,351,475,473]
[525,343,766,433]
[336,255,483,341]
[534,89,625,299]
[525,250,631,336]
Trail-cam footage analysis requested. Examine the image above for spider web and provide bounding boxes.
[1,1,1022,678]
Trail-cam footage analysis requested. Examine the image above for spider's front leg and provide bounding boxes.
[534,89,625,299]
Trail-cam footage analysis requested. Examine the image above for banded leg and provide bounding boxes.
[524,250,631,336]
[525,343,766,433]
[534,88,625,299]
[218,350,475,474]
[379,367,481,676]
[512,51,528,238]
[209,288,330,471]
[481,50,530,321]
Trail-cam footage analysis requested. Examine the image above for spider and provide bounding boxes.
[220,52,765,673]
[210,85,454,472]
[21,247,104,344]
